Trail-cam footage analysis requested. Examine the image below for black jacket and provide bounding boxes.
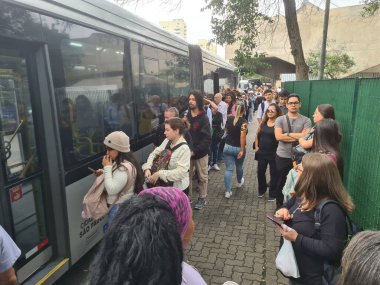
[187,109,211,160]
[282,197,347,285]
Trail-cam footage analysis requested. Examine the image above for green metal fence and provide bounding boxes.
[284,78,380,230]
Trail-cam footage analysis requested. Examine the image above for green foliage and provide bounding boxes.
[362,0,380,17]
[234,50,270,77]
[306,51,355,79]
[202,0,272,74]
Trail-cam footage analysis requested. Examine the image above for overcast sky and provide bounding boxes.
[111,0,363,57]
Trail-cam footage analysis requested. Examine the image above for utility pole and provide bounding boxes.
[318,0,330,80]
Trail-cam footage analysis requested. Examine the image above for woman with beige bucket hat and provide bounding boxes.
[95,131,144,224]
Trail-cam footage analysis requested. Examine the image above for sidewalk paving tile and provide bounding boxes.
[185,120,288,285]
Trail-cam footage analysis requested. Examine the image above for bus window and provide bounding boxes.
[42,16,134,169]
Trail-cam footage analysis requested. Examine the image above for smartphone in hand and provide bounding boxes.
[266,215,283,228]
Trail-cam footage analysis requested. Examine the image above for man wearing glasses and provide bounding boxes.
[274,94,311,208]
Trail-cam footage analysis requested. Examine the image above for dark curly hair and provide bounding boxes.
[89,195,183,285]
[188,90,203,110]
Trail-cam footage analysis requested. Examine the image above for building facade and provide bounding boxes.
[198,39,217,55]
[225,3,380,78]
[159,19,187,40]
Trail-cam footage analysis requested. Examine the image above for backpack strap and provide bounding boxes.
[111,161,136,205]
[285,115,292,133]
[314,200,354,240]
[170,142,188,153]
[164,140,171,150]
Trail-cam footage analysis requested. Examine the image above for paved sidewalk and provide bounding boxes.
[186,120,287,285]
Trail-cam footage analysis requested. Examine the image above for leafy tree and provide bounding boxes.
[115,0,309,80]
[203,0,309,80]
[306,51,355,79]
[362,0,380,16]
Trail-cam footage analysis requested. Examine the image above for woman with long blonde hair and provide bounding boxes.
[223,101,248,198]
[275,153,354,284]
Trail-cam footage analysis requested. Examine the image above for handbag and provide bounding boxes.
[292,144,309,164]
[275,239,300,278]
[82,161,136,220]
[146,141,187,188]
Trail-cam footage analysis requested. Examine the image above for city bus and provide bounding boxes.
[0,0,236,283]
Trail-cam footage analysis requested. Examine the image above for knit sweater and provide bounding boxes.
[104,162,134,204]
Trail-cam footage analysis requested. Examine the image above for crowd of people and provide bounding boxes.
[2,86,380,285]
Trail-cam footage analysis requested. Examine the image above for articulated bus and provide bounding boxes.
[0,0,236,283]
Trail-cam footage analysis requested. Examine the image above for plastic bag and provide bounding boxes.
[275,239,300,278]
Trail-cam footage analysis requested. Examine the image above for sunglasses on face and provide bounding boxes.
[267,108,276,113]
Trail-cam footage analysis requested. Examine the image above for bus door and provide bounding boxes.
[0,41,68,283]
[213,72,219,94]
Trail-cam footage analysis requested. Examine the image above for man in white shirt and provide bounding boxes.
[213,93,227,129]
[256,89,277,123]
[0,226,21,285]
[214,93,228,162]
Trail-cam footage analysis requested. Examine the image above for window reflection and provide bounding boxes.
[43,16,135,169]
[203,62,217,96]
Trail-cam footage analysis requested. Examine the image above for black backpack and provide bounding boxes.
[314,200,362,285]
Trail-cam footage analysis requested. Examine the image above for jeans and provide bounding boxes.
[223,144,246,193]
[108,203,120,227]
[218,137,226,160]
[209,137,222,166]
[248,108,254,122]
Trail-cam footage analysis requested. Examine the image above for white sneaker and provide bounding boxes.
[236,177,245,188]
[225,191,232,199]
[213,164,220,171]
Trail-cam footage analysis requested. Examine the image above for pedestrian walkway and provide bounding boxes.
[186,120,287,285]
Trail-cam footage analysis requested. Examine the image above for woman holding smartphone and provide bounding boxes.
[97,131,144,224]
[275,153,354,285]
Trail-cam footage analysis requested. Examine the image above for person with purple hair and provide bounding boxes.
[139,187,206,285]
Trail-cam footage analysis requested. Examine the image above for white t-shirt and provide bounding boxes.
[182,262,207,285]
[257,100,277,119]
[0,226,21,273]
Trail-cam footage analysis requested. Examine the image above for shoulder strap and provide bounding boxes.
[285,115,292,133]
[305,128,315,140]
[112,161,136,205]
[165,140,171,150]
[314,200,353,239]
[171,142,188,153]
